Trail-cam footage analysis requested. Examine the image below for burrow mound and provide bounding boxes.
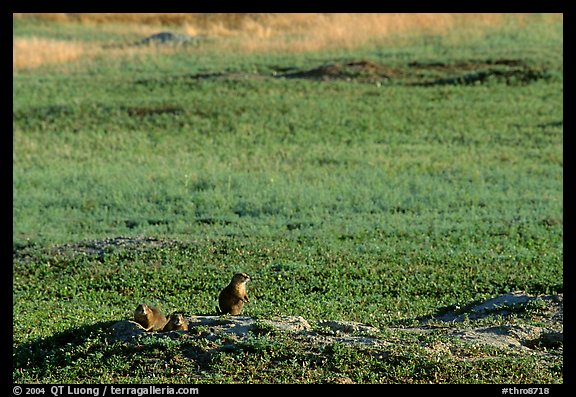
[279,60,398,83]
[418,291,563,351]
[132,58,555,87]
[110,291,562,353]
[277,58,553,86]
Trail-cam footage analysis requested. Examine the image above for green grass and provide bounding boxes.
[13,16,563,383]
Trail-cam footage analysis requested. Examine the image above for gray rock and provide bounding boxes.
[135,32,209,47]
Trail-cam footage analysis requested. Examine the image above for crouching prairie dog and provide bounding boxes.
[218,272,251,315]
[162,313,189,332]
[133,303,168,331]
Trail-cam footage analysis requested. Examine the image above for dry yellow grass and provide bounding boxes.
[185,13,509,53]
[13,37,93,70]
[12,13,562,70]
[10,13,534,29]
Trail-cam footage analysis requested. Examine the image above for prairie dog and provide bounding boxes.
[162,313,189,332]
[218,272,251,315]
[134,304,168,331]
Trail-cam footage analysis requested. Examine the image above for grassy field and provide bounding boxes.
[13,14,563,384]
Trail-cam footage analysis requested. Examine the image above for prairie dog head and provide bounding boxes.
[231,272,251,285]
[169,313,186,325]
[135,303,152,316]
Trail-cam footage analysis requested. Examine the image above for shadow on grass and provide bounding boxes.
[13,320,220,381]
[14,321,118,374]
[14,322,163,376]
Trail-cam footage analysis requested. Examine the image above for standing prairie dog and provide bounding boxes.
[218,273,251,315]
[163,313,189,332]
[133,304,168,331]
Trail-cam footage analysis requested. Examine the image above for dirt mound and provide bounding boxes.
[425,291,563,323]
[406,59,553,86]
[274,58,552,86]
[416,291,563,352]
[110,315,388,349]
[109,291,562,355]
[133,57,555,87]
[279,60,397,83]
